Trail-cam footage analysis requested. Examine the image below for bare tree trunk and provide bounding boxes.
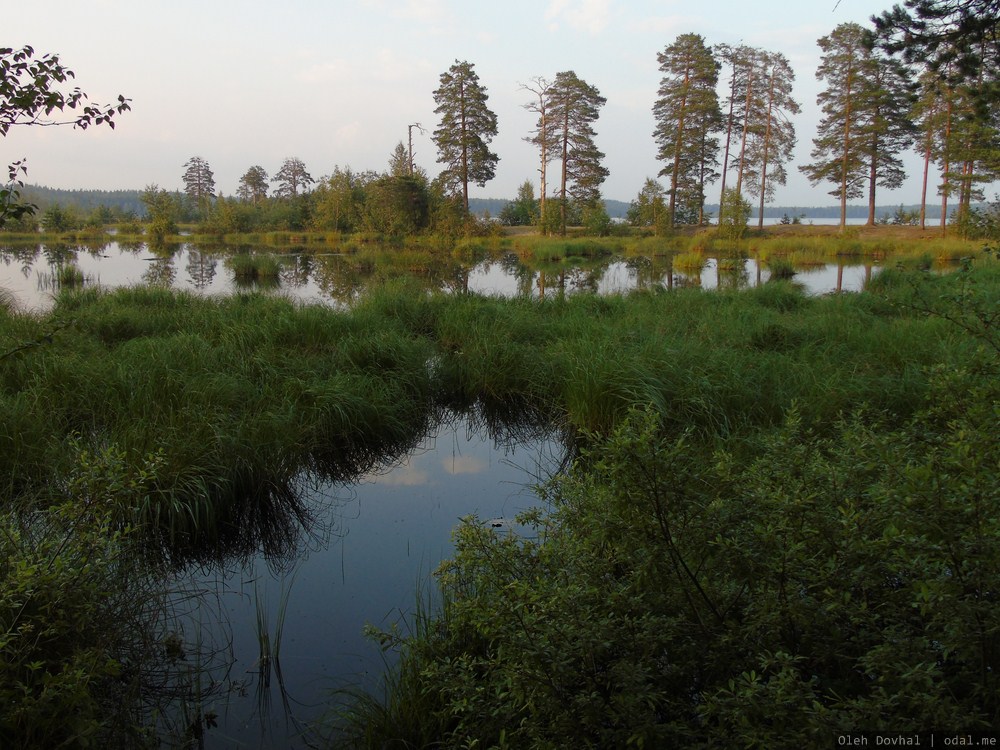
[757,68,776,231]
[839,67,853,231]
[941,93,952,234]
[919,126,932,230]
[734,59,755,197]
[459,80,469,213]
[719,73,737,211]
[867,147,877,226]
[560,107,569,235]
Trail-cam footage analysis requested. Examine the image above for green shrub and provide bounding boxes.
[347,359,1000,746]
[1,444,171,748]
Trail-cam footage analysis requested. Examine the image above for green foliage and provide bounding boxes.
[0,46,130,228]
[626,178,670,234]
[953,201,1000,240]
[498,180,539,227]
[350,356,1000,746]
[327,258,1000,747]
[581,201,612,236]
[40,203,81,233]
[0,443,167,748]
[271,157,315,199]
[140,184,178,240]
[717,187,751,240]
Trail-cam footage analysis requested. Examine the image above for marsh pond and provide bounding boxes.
[0,239,880,312]
[0,238,886,745]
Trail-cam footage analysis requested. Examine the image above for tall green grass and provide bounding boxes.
[226,252,282,284]
[1,254,995,556]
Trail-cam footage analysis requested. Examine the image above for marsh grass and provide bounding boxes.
[2,252,998,745]
[2,254,995,551]
[35,263,92,292]
[766,258,797,279]
[511,236,620,263]
[322,586,449,749]
[673,250,706,271]
[226,253,282,284]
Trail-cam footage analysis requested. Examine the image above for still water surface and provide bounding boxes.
[176,411,563,747]
[0,241,879,312]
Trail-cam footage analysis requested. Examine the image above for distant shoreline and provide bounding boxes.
[17,183,977,222]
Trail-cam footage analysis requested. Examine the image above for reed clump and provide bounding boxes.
[672,251,706,271]
[226,253,282,283]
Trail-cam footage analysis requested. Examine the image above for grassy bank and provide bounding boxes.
[2,255,994,537]
[1,251,997,744]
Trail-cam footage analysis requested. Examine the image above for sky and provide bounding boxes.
[5,0,954,208]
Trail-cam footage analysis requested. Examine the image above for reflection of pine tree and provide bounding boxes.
[143,255,177,287]
[185,247,217,289]
[282,254,311,288]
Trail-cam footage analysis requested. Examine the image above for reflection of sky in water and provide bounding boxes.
[0,242,886,313]
[183,415,562,749]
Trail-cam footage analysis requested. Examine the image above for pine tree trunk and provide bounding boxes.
[941,95,952,234]
[719,72,737,215]
[460,80,469,213]
[669,65,691,228]
[735,62,755,197]
[867,146,877,226]
[920,127,931,230]
[560,107,569,236]
[839,67,853,231]
[757,69,776,231]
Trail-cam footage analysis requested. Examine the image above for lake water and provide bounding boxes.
[167,411,564,747]
[0,241,881,313]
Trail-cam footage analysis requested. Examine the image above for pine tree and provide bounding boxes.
[653,34,722,228]
[272,157,314,198]
[740,51,800,230]
[548,71,609,235]
[182,156,215,218]
[389,142,410,177]
[432,60,499,214]
[801,23,920,228]
[856,51,916,224]
[237,165,268,205]
[801,24,893,228]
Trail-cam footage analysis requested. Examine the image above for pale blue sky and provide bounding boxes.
[6,0,946,207]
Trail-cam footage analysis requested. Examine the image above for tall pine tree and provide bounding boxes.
[741,51,800,229]
[547,70,609,235]
[432,60,499,214]
[800,23,914,229]
[653,34,722,227]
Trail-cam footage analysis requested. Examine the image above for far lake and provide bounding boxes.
[0,240,882,313]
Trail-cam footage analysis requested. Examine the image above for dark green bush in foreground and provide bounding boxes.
[348,359,999,748]
[0,445,171,749]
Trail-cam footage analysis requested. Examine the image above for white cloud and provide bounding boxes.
[442,456,488,476]
[545,0,611,34]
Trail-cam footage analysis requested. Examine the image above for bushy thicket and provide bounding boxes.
[338,257,1000,748]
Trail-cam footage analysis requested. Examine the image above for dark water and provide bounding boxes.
[167,412,564,748]
[0,241,880,313]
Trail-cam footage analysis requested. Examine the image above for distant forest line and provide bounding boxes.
[17,184,961,224]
